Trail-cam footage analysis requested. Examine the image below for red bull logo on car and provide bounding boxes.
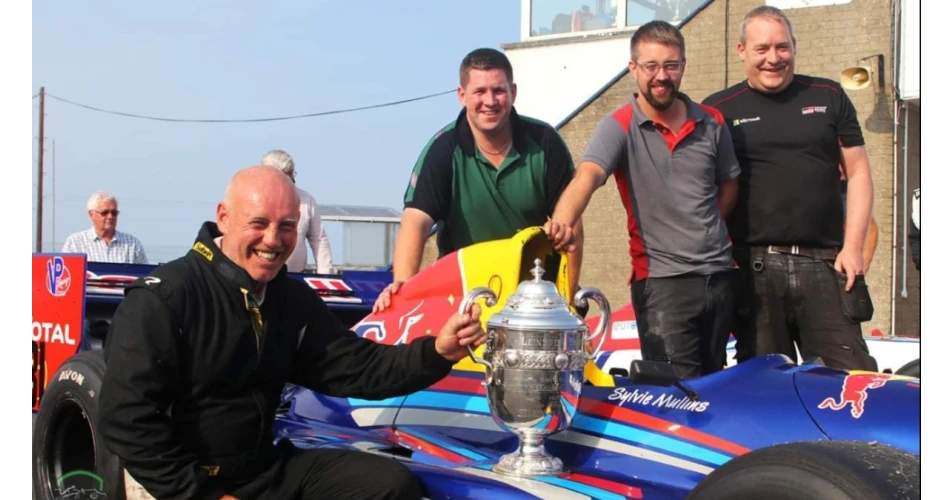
[817,371,916,419]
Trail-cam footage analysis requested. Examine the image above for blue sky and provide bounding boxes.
[32,1,519,265]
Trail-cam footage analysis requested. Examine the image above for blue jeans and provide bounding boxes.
[630,270,737,379]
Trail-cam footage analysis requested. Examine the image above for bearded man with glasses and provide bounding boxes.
[61,190,149,264]
[546,21,742,380]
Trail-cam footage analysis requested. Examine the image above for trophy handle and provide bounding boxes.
[459,287,498,387]
[574,288,610,360]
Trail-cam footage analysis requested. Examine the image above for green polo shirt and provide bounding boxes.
[404,108,575,257]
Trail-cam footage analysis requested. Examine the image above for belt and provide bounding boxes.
[758,245,840,261]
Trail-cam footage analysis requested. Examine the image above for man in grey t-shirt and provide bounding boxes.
[547,21,740,379]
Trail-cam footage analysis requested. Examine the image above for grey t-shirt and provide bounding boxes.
[581,93,740,281]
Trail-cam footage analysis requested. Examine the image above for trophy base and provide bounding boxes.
[491,452,565,477]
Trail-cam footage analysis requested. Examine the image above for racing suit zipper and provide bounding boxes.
[241,288,268,449]
[241,288,266,446]
[241,288,266,360]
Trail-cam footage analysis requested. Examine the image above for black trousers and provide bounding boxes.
[217,440,421,500]
[630,271,736,379]
[732,247,878,371]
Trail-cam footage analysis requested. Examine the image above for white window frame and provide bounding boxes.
[521,0,633,42]
[520,0,708,42]
[766,0,853,9]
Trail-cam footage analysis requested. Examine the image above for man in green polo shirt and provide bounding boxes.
[373,48,581,313]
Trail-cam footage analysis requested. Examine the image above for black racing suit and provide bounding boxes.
[98,221,455,500]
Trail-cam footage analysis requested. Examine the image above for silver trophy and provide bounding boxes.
[461,258,610,476]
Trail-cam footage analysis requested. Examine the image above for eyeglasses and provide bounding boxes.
[634,60,685,76]
[94,210,120,216]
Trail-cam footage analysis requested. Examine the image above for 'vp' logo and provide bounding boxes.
[46,256,71,297]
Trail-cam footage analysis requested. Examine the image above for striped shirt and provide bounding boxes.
[62,228,149,264]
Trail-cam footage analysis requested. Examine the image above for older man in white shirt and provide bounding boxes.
[261,149,334,274]
[62,191,149,264]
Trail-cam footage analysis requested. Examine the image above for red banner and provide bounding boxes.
[32,254,87,412]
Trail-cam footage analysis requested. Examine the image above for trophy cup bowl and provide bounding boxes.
[462,258,610,477]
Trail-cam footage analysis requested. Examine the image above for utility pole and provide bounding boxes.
[51,138,56,249]
[35,87,45,252]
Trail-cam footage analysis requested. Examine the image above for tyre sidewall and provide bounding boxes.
[688,441,920,500]
[895,358,920,378]
[688,463,861,500]
[32,352,124,500]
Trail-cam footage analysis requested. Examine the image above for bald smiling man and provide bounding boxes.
[98,166,487,500]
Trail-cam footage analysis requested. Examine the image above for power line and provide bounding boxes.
[43,89,456,123]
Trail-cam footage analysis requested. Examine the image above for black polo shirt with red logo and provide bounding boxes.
[702,75,865,248]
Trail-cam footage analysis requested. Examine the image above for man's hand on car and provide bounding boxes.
[372,281,404,313]
[544,220,576,252]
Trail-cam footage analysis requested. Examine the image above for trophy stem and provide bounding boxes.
[492,432,565,477]
[517,433,547,457]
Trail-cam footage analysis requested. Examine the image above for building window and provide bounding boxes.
[522,0,713,41]
[530,0,618,37]
[627,0,707,27]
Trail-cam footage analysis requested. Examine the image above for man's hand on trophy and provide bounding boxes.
[435,302,487,362]
[544,220,577,252]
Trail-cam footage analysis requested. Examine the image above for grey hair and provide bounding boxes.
[86,191,116,211]
[261,149,295,177]
[740,6,795,44]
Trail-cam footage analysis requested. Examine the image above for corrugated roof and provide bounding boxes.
[318,204,402,222]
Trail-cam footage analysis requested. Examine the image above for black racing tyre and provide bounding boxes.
[687,441,919,500]
[894,358,920,379]
[33,351,125,500]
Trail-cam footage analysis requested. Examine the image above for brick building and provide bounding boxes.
[425,0,920,339]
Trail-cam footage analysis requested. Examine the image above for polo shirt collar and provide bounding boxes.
[455,106,528,157]
[629,91,707,126]
[88,227,116,242]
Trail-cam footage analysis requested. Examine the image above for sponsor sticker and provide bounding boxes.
[608,387,710,413]
[611,320,638,340]
[817,372,890,418]
[33,254,85,412]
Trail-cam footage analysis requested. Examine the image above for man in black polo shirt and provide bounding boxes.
[373,48,580,313]
[703,5,877,370]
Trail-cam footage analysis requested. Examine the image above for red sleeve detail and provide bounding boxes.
[611,103,635,134]
[700,104,726,127]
